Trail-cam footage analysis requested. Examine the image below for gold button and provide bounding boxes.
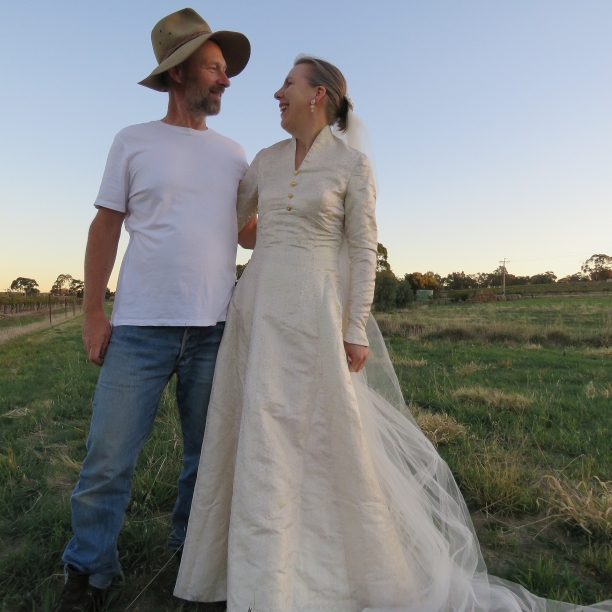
[288,193,293,198]
[293,170,298,175]
[286,205,292,211]
[291,181,297,187]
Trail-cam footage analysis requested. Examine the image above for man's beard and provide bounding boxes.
[185,83,225,116]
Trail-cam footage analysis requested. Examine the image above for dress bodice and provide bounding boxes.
[236,126,377,346]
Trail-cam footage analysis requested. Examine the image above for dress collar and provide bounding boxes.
[292,125,334,170]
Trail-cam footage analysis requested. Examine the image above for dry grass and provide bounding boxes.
[1,407,30,419]
[585,347,612,358]
[450,438,538,515]
[394,356,427,367]
[453,386,534,413]
[545,476,612,539]
[376,299,612,347]
[453,361,488,375]
[585,381,612,399]
[524,343,543,350]
[413,410,468,446]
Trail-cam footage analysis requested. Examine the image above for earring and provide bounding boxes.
[310,99,316,113]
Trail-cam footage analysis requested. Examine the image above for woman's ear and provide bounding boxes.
[315,86,327,104]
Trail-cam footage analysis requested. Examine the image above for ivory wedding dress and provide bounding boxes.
[174,126,611,612]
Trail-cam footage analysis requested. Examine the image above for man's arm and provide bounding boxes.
[83,207,125,366]
[238,214,257,249]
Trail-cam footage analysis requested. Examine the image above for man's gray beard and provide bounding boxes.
[185,86,223,116]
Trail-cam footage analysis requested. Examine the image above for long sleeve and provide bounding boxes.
[343,154,378,346]
[236,152,261,231]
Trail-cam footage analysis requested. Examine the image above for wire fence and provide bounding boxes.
[0,295,83,323]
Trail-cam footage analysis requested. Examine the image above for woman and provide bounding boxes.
[175,58,610,612]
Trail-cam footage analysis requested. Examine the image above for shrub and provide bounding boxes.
[373,271,398,312]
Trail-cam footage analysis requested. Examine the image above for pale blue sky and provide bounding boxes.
[2,1,611,292]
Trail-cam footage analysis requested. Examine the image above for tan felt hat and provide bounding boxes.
[139,8,251,92]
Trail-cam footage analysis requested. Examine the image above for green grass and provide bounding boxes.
[1,297,611,609]
[0,318,191,611]
[380,296,612,603]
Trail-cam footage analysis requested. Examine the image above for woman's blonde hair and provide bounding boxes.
[294,55,350,132]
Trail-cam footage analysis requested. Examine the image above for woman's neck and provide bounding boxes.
[293,120,328,170]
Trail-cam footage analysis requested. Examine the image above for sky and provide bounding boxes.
[1,0,611,292]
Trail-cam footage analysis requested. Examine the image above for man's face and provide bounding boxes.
[181,41,231,116]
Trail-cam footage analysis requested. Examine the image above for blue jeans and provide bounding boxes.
[62,323,224,589]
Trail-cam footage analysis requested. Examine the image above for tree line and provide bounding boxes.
[7,275,113,299]
[10,251,611,308]
[373,247,612,311]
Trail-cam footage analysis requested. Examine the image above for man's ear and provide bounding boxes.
[167,64,183,86]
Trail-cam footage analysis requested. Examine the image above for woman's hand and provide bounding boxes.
[344,342,369,373]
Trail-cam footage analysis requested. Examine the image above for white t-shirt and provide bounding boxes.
[94,121,248,326]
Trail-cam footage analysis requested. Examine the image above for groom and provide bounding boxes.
[56,9,255,611]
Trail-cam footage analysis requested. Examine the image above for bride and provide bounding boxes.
[174,57,611,612]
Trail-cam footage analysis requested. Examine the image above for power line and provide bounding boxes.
[499,258,510,295]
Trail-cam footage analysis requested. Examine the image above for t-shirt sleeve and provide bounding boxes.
[93,135,129,212]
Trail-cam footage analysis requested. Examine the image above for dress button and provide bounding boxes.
[288,193,293,198]
[291,181,297,187]
[287,205,292,211]
[293,170,298,175]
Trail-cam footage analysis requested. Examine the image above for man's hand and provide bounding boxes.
[81,207,124,366]
[83,310,112,366]
[344,342,369,373]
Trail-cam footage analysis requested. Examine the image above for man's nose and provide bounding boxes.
[219,72,231,87]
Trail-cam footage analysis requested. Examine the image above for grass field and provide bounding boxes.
[378,297,612,603]
[0,297,611,610]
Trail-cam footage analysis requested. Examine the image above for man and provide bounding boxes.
[56,9,255,611]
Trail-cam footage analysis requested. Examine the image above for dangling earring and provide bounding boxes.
[310,99,316,113]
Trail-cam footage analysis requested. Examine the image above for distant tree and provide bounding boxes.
[505,274,530,286]
[529,271,557,285]
[51,274,73,295]
[105,287,115,300]
[10,277,39,295]
[490,266,507,288]
[373,270,398,312]
[558,273,587,283]
[376,243,391,273]
[581,254,612,281]
[69,278,84,297]
[395,275,415,307]
[405,272,440,291]
[441,272,478,290]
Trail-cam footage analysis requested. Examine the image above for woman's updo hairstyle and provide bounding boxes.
[294,55,351,132]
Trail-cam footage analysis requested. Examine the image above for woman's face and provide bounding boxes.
[274,64,316,135]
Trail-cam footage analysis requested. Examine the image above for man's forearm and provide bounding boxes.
[84,209,125,314]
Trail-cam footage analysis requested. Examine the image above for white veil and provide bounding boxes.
[333,107,612,612]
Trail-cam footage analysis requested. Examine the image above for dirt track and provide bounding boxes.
[0,312,82,345]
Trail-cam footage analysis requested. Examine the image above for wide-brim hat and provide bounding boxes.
[139,8,250,92]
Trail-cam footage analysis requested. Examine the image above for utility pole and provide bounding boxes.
[499,258,510,295]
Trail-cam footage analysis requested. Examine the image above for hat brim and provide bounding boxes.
[138,30,250,92]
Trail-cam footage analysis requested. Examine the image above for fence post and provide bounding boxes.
[49,294,52,325]
[65,297,68,318]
